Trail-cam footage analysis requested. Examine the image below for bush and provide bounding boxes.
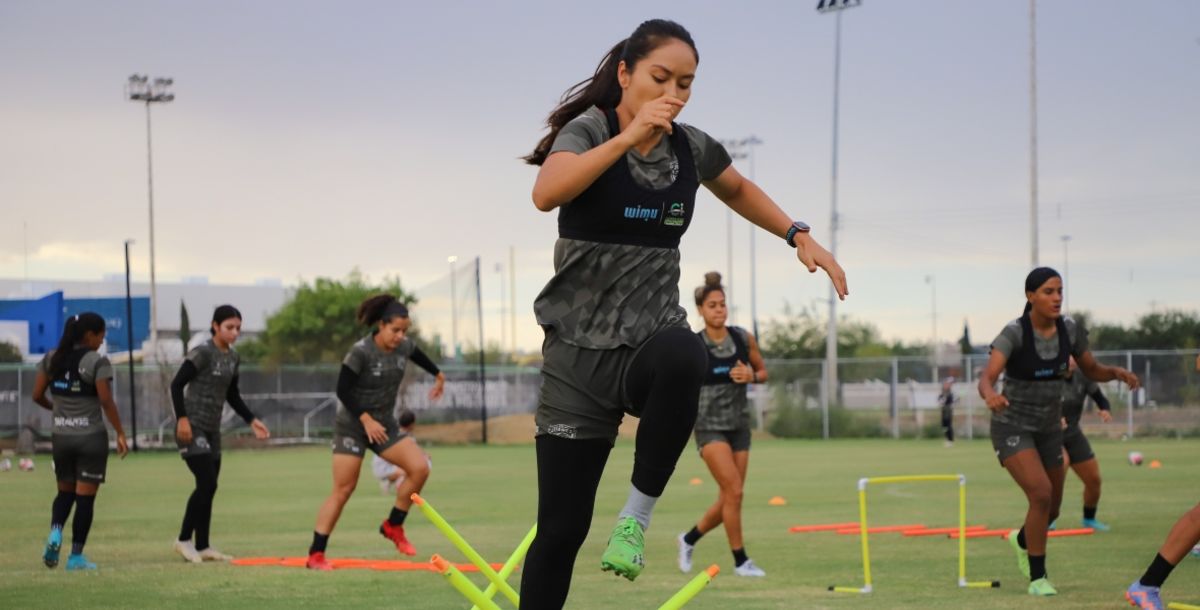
[767,387,886,438]
[0,341,22,363]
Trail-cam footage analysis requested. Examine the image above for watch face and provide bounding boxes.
[794,221,811,232]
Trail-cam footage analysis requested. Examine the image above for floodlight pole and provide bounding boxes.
[126,75,174,352]
[817,0,861,432]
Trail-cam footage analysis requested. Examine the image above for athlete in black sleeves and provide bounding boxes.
[306,294,445,570]
[520,19,846,608]
[171,305,270,563]
[1053,356,1113,532]
[32,313,129,571]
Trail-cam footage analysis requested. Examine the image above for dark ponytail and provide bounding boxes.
[211,304,242,335]
[694,271,724,306]
[357,294,410,327]
[524,19,699,166]
[49,312,105,376]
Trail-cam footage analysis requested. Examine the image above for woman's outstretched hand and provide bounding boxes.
[795,234,848,300]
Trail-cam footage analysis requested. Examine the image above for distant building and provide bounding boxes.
[0,277,289,358]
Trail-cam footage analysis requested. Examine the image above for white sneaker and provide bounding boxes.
[174,540,202,564]
[735,558,766,577]
[676,533,694,573]
[944,440,954,448]
[198,547,233,562]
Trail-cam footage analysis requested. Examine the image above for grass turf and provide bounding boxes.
[1,437,1196,609]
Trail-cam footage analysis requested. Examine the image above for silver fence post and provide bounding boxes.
[965,355,975,441]
[1126,350,1135,438]
[16,366,23,437]
[820,360,830,440]
[890,357,899,439]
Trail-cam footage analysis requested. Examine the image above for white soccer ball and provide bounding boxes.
[1128,451,1144,466]
[18,458,35,472]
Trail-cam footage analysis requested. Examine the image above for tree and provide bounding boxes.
[0,341,22,363]
[180,300,192,353]
[247,270,426,365]
[959,320,973,355]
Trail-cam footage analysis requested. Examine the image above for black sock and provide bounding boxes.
[310,532,329,555]
[388,507,408,527]
[732,547,748,567]
[1029,554,1047,581]
[1139,553,1176,588]
[51,491,76,530]
[1083,506,1097,521]
[1016,526,1027,550]
[71,495,96,555]
[683,526,703,546]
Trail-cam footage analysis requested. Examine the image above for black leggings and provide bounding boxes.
[179,456,222,550]
[520,327,706,609]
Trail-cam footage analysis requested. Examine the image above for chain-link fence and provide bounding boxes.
[0,362,541,451]
[760,349,1200,440]
[3,349,1196,451]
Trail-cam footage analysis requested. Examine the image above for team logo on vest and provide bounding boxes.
[54,416,90,429]
[623,204,659,222]
[664,202,686,227]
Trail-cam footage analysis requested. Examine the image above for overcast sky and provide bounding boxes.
[2,0,1198,351]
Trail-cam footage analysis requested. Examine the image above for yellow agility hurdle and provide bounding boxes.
[1167,603,1200,610]
[412,493,534,609]
[828,474,1000,594]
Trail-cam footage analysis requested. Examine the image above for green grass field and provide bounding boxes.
[1,438,1197,609]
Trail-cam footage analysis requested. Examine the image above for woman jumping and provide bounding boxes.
[520,19,846,608]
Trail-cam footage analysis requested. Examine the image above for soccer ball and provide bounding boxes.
[18,458,35,472]
[1128,451,1144,466]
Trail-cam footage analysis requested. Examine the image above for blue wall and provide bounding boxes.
[0,292,64,354]
[64,297,150,353]
[0,293,149,354]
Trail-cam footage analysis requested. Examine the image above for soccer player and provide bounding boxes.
[978,267,1138,596]
[1055,356,1112,531]
[171,305,270,563]
[677,272,768,577]
[519,18,846,607]
[1125,502,1200,609]
[306,295,445,570]
[32,313,129,570]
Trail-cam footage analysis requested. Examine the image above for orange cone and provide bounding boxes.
[768,496,787,506]
[1149,460,1162,469]
[689,477,703,485]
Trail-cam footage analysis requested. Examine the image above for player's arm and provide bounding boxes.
[978,350,1009,411]
[96,377,128,457]
[32,371,52,410]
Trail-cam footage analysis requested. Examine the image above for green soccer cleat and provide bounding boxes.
[1007,529,1030,579]
[1028,577,1057,596]
[600,517,645,581]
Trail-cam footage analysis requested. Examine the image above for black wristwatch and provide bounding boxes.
[785,221,811,247]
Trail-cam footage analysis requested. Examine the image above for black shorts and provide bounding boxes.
[177,428,222,459]
[52,432,109,484]
[695,428,752,453]
[535,326,705,444]
[1062,424,1095,464]
[332,416,407,457]
[990,419,1063,468]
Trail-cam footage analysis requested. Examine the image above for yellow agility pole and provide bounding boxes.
[1167,604,1200,610]
[658,565,720,610]
[432,554,503,610]
[411,493,521,608]
[469,524,537,610]
[829,474,999,594]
